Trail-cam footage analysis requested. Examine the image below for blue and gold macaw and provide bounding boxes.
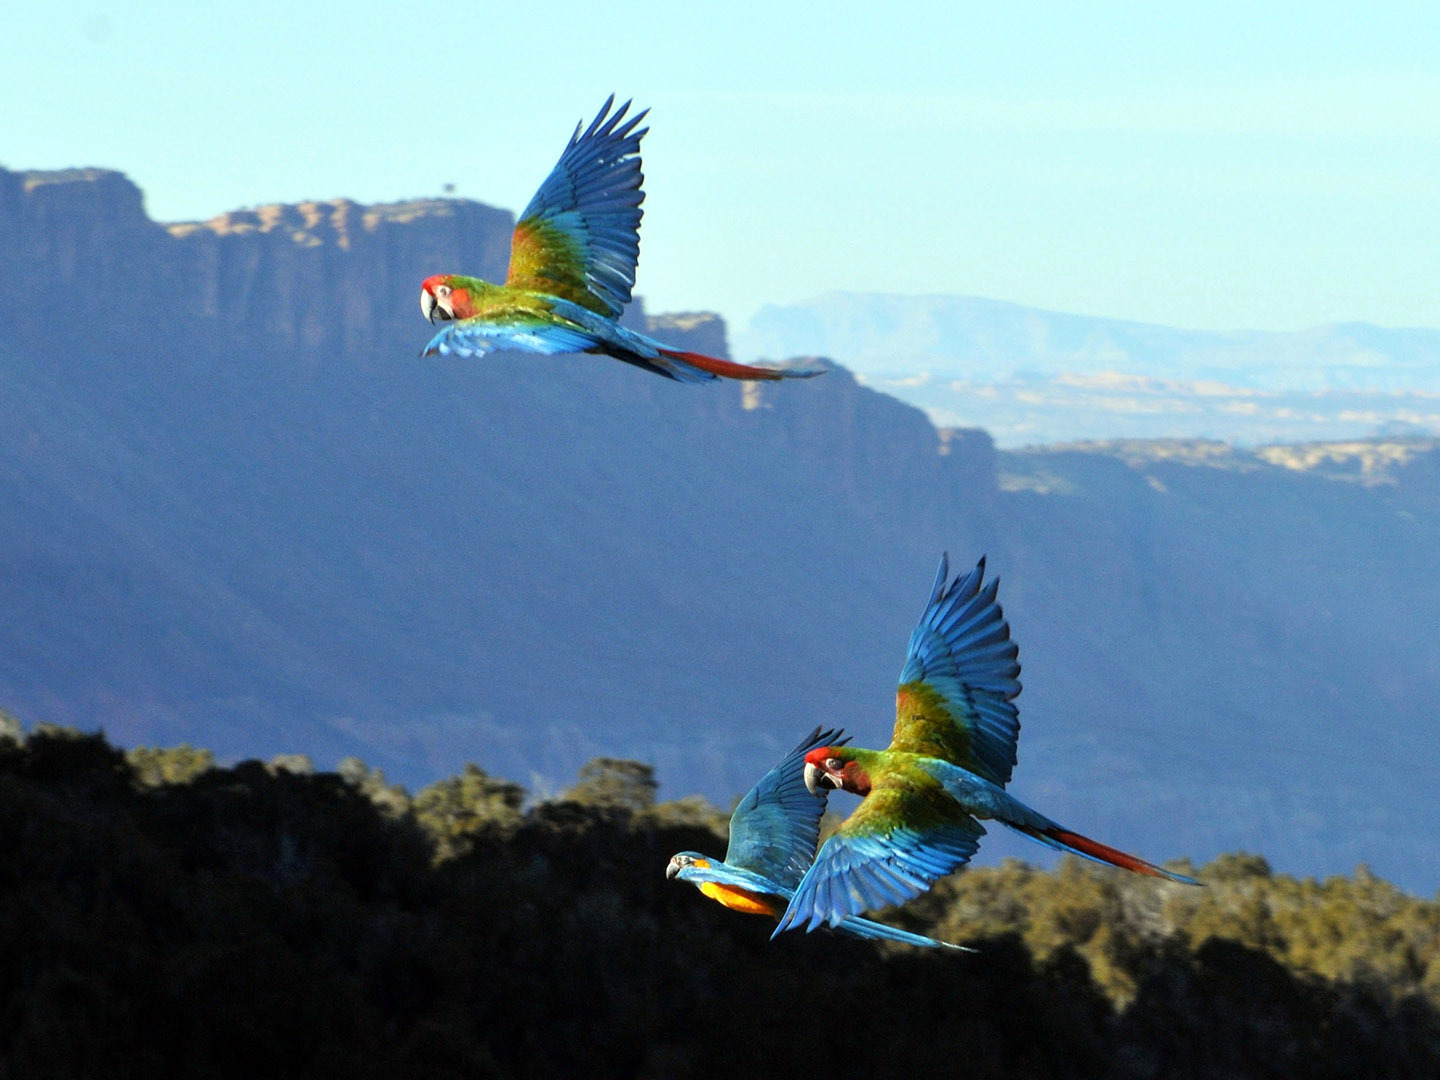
[667,726,967,949]
[420,96,824,384]
[774,555,1200,937]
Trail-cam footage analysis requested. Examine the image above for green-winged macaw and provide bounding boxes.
[420,96,824,384]
[667,726,969,949]
[773,555,1200,937]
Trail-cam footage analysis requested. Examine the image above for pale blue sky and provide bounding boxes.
[3,1,1438,333]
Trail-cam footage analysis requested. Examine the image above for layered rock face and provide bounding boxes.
[3,166,1437,890]
[0,165,994,791]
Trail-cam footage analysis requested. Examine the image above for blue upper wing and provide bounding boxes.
[724,725,847,891]
[773,811,984,934]
[890,554,1023,786]
[505,95,648,318]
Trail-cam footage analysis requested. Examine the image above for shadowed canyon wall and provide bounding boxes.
[2,166,1437,890]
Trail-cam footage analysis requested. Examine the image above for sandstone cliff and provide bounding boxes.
[2,166,1437,890]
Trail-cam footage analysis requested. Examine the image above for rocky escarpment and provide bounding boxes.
[0,165,997,797]
[0,167,740,363]
[3,167,1439,892]
[2,168,510,356]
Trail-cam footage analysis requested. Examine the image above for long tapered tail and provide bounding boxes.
[657,347,827,382]
[1012,823,1201,885]
[836,914,975,951]
[926,759,1201,886]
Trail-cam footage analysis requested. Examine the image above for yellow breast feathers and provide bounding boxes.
[698,881,783,917]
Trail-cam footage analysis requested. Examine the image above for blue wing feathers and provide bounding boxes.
[724,725,848,890]
[897,553,1023,785]
[676,859,967,949]
[837,914,973,951]
[517,96,648,317]
[422,321,600,359]
[774,817,983,934]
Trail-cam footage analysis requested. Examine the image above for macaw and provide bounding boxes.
[773,555,1200,937]
[667,725,968,949]
[419,96,824,384]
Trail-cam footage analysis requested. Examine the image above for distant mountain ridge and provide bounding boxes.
[738,292,1440,445]
[3,166,1440,891]
[739,291,1440,391]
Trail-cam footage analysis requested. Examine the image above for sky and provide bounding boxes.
[3,1,1439,335]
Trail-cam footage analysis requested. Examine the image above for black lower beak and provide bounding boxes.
[804,761,837,796]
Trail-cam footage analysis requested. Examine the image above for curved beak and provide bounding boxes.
[665,857,683,880]
[420,289,456,323]
[804,761,837,797]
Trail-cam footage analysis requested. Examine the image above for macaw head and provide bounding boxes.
[420,275,478,323]
[803,747,872,797]
[665,852,712,881]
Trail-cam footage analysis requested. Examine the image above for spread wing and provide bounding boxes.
[773,784,984,933]
[889,554,1022,785]
[505,95,648,318]
[724,726,848,891]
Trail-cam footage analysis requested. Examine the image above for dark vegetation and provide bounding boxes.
[2,723,1437,1079]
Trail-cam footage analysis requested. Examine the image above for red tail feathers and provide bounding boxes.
[1024,825,1200,885]
[658,348,816,382]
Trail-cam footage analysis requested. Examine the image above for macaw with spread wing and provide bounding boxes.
[667,726,968,949]
[420,96,824,384]
[773,555,1199,937]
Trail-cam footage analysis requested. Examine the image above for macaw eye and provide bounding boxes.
[825,757,842,771]
[437,284,451,298]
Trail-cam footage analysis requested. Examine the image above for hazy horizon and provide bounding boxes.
[735,289,1440,445]
[4,1,1437,338]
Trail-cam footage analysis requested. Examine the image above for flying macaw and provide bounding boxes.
[667,725,968,949]
[419,96,824,384]
[773,555,1200,937]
